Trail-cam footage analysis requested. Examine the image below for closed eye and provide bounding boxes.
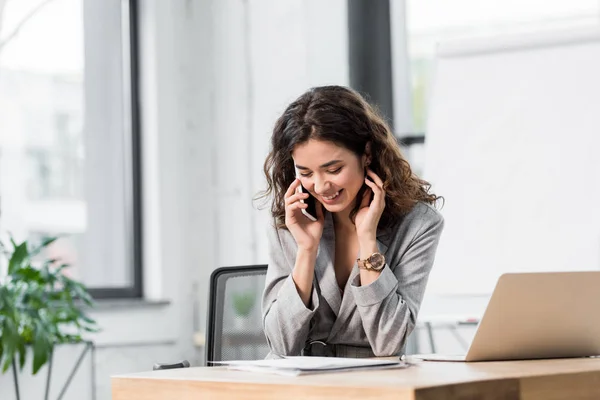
[328,167,342,174]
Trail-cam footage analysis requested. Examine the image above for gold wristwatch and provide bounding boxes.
[357,252,386,271]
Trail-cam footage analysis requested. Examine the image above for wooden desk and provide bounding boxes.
[112,357,600,400]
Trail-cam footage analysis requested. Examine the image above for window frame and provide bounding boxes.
[87,0,142,299]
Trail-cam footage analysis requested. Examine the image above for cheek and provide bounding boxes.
[338,169,364,191]
[298,177,309,188]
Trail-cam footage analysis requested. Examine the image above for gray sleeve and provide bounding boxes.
[261,222,320,356]
[350,208,444,356]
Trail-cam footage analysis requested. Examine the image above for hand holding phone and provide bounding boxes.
[284,175,324,252]
[296,184,318,222]
[294,167,319,222]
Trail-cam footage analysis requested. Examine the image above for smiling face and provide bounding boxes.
[292,139,367,216]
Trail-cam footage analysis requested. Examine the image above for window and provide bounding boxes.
[0,0,141,298]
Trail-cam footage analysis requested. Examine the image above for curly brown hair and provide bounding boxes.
[257,85,441,230]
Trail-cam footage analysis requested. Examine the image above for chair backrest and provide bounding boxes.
[205,265,269,365]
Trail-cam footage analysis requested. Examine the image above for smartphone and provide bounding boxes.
[297,184,318,222]
[294,169,318,222]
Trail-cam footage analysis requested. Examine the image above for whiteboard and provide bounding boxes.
[424,27,600,296]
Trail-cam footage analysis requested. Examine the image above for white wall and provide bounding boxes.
[424,28,600,296]
[0,1,349,399]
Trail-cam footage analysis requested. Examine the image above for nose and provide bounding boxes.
[312,174,331,195]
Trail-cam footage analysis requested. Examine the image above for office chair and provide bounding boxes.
[205,265,269,365]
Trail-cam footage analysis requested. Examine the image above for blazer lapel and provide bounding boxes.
[326,230,392,342]
[314,212,342,316]
[375,228,391,255]
[326,265,359,342]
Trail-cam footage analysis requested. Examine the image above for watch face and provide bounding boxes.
[369,253,385,271]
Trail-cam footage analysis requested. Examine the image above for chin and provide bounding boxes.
[321,201,350,214]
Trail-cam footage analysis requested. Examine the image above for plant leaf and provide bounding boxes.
[18,342,26,370]
[32,326,50,375]
[1,312,24,372]
[69,281,95,307]
[1,350,13,373]
[29,236,58,257]
[78,312,97,325]
[14,265,43,283]
[8,240,29,275]
[0,323,17,373]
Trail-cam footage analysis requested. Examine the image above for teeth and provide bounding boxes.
[323,191,340,200]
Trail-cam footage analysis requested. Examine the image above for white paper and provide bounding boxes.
[211,356,409,376]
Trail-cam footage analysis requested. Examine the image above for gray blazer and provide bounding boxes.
[261,202,444,358]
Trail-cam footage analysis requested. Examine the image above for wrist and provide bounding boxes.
[297,247,318,259]
[358,241,378,260]
[357,231,376,246]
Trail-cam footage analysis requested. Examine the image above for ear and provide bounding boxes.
[363,142,372,167]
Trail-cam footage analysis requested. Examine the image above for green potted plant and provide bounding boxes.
[231,290,256,329]
[0,235,98,398]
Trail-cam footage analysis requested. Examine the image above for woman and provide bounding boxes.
[259,85,444,358]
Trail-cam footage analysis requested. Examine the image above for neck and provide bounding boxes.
[332,207,355,232]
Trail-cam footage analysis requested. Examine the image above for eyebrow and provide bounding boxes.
[295,160,343,170]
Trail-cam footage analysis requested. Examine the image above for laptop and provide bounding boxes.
[415,271,600,362]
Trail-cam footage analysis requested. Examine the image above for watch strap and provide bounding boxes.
[357,253,385,271]
[356,257,372,270]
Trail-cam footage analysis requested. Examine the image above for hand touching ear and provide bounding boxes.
[355,169,385,249]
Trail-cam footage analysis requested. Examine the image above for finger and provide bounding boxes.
[285,178,302,199]
[287,202,308,212]
[285,192,309,206]
[364,176,381,193]
[366,169,384,189]
[366,169,385,189]
[364,178,384,206]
